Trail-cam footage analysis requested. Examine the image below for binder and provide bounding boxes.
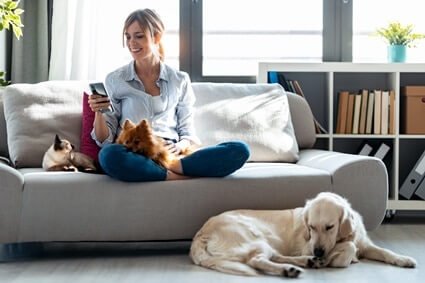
[358,143,373,156]
[414,177,425,200]
[373,143,390,160]
[399,149,425,199]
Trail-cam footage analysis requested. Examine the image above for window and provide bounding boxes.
[353,0,425,62]
[202,0,323,76]
[50,0,179,80]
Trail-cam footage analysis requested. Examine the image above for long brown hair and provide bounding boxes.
[123,9,165,61]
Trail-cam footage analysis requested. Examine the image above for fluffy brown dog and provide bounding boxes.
[190,192,416,278]
[116,119,193,169]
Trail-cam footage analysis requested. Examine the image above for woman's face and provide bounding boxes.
[125,21,158,61]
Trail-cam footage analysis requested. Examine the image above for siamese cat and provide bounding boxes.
[42,134,97,172]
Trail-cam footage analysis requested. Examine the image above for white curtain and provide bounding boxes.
[49,0,179,81]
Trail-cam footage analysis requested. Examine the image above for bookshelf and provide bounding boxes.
[258,62,425,211]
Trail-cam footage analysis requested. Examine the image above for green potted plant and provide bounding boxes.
[0,0,24,86]
[376,22,425,63]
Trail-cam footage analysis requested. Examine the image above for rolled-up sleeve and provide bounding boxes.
[176,74,201,145]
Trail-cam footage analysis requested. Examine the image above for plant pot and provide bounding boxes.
[387,45,406,63]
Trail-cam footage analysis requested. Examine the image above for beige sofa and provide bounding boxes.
[0,81,388,245]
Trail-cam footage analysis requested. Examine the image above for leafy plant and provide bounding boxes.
[0,0,24,86]
[376,22,425,47]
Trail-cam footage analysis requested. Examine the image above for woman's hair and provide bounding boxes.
[123,9,165,61]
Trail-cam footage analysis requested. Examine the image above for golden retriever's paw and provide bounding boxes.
[395,256,417,268]
[307,256,326,269]
[282,265,303,278]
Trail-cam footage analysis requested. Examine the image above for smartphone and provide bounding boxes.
[89,82,114,113]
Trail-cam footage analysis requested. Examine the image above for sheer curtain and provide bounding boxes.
[49,0,179,81]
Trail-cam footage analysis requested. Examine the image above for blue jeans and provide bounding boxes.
[99,141,250,182]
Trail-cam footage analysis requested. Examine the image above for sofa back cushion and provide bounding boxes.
[3,81,90,168]
[192,83,300,162]
[0,91,9,158]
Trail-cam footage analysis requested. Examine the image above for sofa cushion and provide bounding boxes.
[3,81,90,168]
[17,163,331,241]
[80,92,100,161]
[192,83,299,162]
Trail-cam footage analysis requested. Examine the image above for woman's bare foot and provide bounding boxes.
[166,170,190,180]
[167,159,184,175]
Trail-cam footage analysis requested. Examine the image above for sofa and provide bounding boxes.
[0,81,388,245]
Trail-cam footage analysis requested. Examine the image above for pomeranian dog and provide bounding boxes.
[116,119,194,169]
[42,134,97,172]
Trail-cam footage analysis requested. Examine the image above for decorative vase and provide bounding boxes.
[387,44,406,63]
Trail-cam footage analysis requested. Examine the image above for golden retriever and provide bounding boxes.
[190,192,416,278]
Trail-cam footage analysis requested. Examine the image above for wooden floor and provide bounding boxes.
[1,216,424,283]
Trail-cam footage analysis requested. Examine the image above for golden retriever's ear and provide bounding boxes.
[302,205,311,241]
[338,209,355,241]
[122,119,135,130]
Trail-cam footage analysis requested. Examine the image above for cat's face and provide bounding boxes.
[53,134,74,154]
[116,119,158,156]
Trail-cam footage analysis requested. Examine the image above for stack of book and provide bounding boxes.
[399,150,425,200]
[336,89,395,135]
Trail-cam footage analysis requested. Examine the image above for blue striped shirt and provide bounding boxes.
[91,61,200,146]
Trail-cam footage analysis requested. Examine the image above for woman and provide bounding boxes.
[88,9,249,182]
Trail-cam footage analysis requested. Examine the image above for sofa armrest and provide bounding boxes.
[297,149,388,231]
[0,157,24,243]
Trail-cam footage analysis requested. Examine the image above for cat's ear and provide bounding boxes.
[54,134,62,150]
[122,119,135,130]
[54,134,61,145]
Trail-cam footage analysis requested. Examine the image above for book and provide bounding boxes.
[346,94,355,134]
[268,71,279,84]
[381,90,389,135]
[389,90,395,134]
[373,143,390,160]
[277,73,291,91]
[399,149,425,199]
[352,93,362,134]
[358,142,373,156]
[359,89,369,134]
[336,91,349,134]
[373,90,382,134]
[365,91,375,134]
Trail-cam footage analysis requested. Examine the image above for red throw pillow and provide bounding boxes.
[80,92,100,161]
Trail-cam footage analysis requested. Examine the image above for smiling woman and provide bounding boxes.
[49,0,179,81]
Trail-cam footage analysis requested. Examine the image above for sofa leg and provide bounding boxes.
[0,242,44,261]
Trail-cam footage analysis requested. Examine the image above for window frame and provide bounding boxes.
[180,0,353,83]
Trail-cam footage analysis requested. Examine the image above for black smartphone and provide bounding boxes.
[89,82,113,113]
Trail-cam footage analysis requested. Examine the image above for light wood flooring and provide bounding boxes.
[0,215,424,283]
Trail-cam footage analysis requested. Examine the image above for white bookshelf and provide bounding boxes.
[258,62,425,211]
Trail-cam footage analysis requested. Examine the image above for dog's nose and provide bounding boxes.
[314,247,325,258]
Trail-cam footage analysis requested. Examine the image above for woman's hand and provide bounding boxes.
[88,94,112,113]
[164,139,191,155]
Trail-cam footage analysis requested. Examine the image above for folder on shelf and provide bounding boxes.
[389,90,395,134]
[268,71,279,84]
[359,89,369,134]
[414,177,425,200]
[352,93,362,134]
[399,149,425,199]
[346,94,355,134]
[336,91,349,134]
[373,142,390,160]
[381,90,389,135]
[358,142,373,156]
[365,91,375,134]
[373,90,382,134]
